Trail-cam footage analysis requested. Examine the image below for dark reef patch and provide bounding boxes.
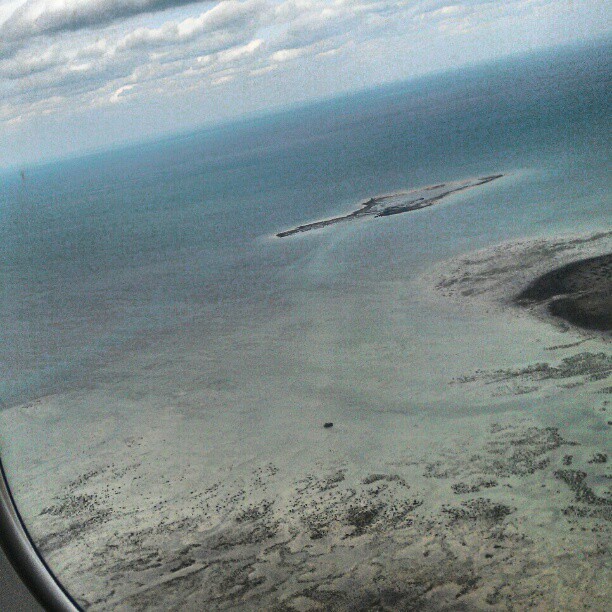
[515,253,612,332]
[454,352,612,396]
[451,479,498,495]
[30,419,612,610]
[442,498,514,525]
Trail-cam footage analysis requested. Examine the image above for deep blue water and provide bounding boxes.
[0,40,610,406]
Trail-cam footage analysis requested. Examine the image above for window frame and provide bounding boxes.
[0,458,81,612]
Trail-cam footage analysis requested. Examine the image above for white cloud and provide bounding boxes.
[0,0,210,43]
[0,0,607,140]
[270,46,309,62]
[249,63,277,76]
[109,82,135,102]
[116,0,268,50]
[217,38,263,62]
[0,0,268,113]
[211,73,234,84]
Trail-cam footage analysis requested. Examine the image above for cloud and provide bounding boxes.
[0,46,63,78]
[270,46,309,62]
[109,82,135,102]
[0,0,210,43]
[116,0,268,50]
[0,0,268,99]
[0,0,601,131]
[216,38,263,62]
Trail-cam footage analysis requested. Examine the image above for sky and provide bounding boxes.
[0,0,609,168]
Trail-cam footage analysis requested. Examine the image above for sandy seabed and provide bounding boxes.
[1,231,610,610]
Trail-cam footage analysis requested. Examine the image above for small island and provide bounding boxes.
[276,174,503,238]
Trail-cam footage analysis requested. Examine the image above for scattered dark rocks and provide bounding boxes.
[318,470,345,491]
[484,426,577,477]
[554,470,611,508]
[28,418,608,610]
[345,505,381,536]
[588,453,607,464]
[456,575,480,599]
[423,462,457,479]
[234,501,274,524]
[451,479,498,495]
[442,498,513,525]
[361,473,409,487]
[456,352,612,386]
[563,505,612,521]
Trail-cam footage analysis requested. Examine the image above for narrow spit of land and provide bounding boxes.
[276,174,503,237]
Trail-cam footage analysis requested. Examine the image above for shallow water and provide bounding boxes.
[0,41,610,609]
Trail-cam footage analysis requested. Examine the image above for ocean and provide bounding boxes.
[1,40,609,407]
[0,39,610,609]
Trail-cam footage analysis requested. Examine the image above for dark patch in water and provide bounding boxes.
[516,253,612,332]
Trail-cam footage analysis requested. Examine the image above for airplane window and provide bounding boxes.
[1,1,610,610]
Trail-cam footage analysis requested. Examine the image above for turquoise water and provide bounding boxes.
[0,40,610,406]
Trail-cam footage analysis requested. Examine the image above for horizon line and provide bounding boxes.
[1,35,609,175]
